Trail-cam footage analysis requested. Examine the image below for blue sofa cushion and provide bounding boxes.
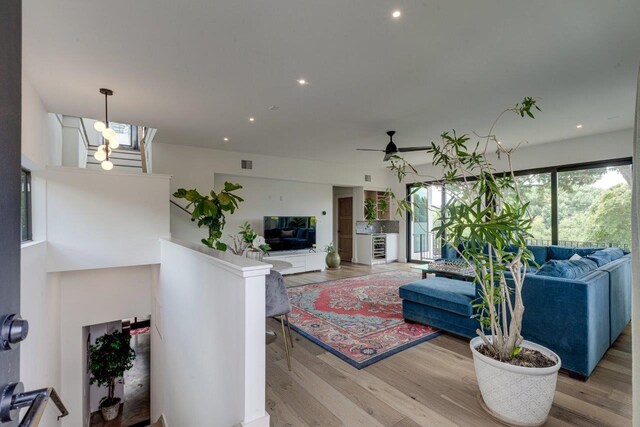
[548,245,577,260]
[585,249,614,267]
[574,247,603,257]
[528,245,549,265]
[599,247,625,261]
[399,278,475,317]
[536,258,598,279]
[296,228,309,239]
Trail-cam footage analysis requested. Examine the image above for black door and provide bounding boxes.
[0,1,23,426]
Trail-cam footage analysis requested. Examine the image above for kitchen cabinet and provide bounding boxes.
[355,233,398,265]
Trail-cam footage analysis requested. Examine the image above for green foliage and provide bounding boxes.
[584,184,632,247]
[238,221,271,253]
[388,97,541,361]
[173,182,244,250]
[364,198,377,224]
[89,330,136,407]
[324,242,336,253]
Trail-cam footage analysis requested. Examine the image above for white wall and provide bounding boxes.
[152,239,270,427]
[213,174,333,250]
[45,167,171,272]
[20,74,64,427]
[20,242,62,427]
[59,265,154,427]
[153,142,395,254]
[22,75,62,169]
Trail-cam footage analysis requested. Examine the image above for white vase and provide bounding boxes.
[470,336,561,426]
[245,249,264,262]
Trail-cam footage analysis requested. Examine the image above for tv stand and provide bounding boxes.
[266,250,325,275]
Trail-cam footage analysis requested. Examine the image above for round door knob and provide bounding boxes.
[1,314,29,351]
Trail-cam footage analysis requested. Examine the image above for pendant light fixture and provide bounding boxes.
[93,88,119,170]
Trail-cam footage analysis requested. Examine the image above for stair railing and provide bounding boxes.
[0,383,68,426]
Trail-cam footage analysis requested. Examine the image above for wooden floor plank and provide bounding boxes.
[266,262,632,427]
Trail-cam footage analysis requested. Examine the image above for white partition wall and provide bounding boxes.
[152,239,270,427]
[45,167,171,272]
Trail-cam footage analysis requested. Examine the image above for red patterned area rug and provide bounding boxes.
[287,270,439,369]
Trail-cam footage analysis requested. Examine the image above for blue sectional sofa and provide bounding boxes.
[399,245,631,378]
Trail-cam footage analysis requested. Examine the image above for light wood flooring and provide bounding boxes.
[266,262,632,427]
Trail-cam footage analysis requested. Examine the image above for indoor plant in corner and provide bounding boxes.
[89,330,136,421]
[390,98,561,426]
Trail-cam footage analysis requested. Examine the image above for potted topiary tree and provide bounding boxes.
[390,98,561,426]
[89,330,136,421]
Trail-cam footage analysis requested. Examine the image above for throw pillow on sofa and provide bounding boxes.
[536,258,598,279]
[281,229,296,237]
[584,249,614,267]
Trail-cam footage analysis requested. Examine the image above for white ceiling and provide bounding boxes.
[24,0,640,166]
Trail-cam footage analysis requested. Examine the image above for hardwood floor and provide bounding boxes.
[266,262,632,426]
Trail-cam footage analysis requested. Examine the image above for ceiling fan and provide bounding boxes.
[357,131,430,161]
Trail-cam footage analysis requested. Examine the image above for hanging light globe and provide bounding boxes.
[94,150,107,161]
[108,138,120,150]
[102,128,117,140]
[94,121,106,132]
[101,160,114,171]
[97,144,112,155]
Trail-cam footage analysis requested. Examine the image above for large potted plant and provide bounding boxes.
[88,330,136,421]
[390,98,560,426]
[173,182,244,250]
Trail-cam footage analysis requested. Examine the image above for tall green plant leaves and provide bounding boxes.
[387,97,540,361]
[173,182,244,250]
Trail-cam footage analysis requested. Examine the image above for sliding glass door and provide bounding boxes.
[408,184,443,261]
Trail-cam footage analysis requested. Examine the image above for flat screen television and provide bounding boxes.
[263,216,317,251]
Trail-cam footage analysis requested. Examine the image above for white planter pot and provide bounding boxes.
[470,336,561,427]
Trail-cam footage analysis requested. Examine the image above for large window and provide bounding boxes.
[21,169,32,242]
[558,164,632,249]
[506,173,552,243]
[406,158,632,261]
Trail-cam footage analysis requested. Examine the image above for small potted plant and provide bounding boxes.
[324,242,341,269]
[229,222,271,261]
[89,330,136,421]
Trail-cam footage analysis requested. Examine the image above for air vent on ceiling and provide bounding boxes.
[364,174,372,182]
[241,160,253,170]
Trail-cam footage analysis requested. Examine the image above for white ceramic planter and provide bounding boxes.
[470,336,561,427]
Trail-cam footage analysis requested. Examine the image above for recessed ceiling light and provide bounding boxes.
[249,117,255,122]
[576,124,583,129]
[223,137,229,142]
[297,79,308,85]
[392,10,401,18]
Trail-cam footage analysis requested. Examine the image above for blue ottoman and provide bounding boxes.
[399,277,478,338]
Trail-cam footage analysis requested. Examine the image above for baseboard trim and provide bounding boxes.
[241,412,270,427]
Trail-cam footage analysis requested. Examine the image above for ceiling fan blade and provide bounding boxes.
[356,148,385,152]
[397,146,430,153]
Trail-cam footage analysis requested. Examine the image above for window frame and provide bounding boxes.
[405,157,633,262]
[21,168,32,242]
